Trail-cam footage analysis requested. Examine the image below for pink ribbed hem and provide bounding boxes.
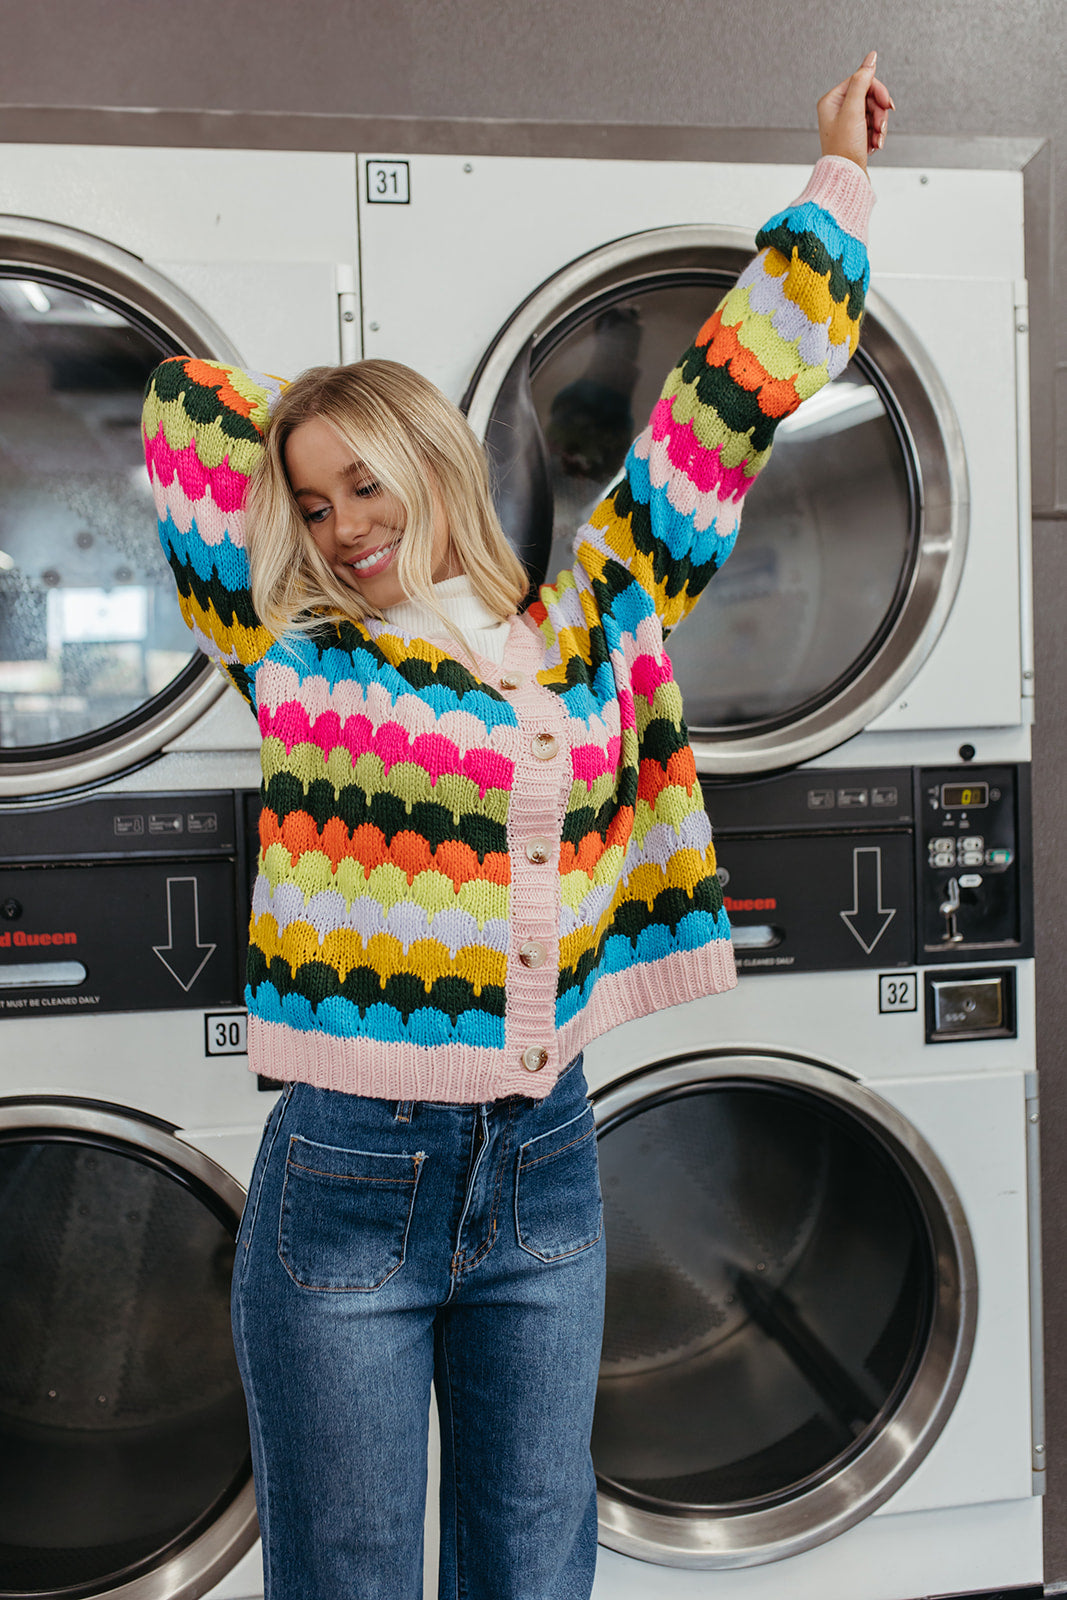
[557,938,737,1066]
[791,154,875,244]
[246,939,738,1105]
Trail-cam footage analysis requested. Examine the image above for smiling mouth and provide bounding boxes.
[348,538,401,575]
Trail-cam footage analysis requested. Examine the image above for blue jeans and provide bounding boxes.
[232,1057,606,1600]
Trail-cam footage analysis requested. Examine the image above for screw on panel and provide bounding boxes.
[369,321,380,332]
[920,175,929,184]
[463,163,473,174]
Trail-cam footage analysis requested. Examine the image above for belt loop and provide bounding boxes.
[395,1100,414,1123]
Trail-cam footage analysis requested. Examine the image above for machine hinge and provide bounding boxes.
[1014,279,1035,721]
[1025,1069,1045,1488]
[337,263,360,364]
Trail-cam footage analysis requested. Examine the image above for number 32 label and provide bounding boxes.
[879,974,917,1014]
[205,1011,248,1056]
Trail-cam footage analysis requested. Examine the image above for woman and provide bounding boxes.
[143,53,892,1600]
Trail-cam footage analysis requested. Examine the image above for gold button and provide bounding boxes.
[499,671,524,690]
[518,940,547,969]
[524,837,552,865]
[522,1045,548,1072]
[531,732,558,760]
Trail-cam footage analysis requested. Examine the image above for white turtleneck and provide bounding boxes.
[380,574,515,665]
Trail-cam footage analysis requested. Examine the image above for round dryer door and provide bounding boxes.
[0,219,243,798]
[592,1054,977,1567]
[464,227,967,775]
[0,1101,256,1598]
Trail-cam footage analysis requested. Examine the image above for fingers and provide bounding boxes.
[842,51,878,129]
[868,74,895,111]
[862,60,895,153]
[866,89,887,149]
[817,53,894,163]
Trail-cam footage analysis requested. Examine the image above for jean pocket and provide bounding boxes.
[277,1135,425,1292]
[515,1104,602,1262]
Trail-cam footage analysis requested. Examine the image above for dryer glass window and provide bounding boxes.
[0,274,199,757]
[0,1131,249,1590]
[594,1080,933,1514]
[527,279,915,732]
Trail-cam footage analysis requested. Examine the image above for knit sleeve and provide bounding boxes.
[572,155,874,632]
[142,356,285,704]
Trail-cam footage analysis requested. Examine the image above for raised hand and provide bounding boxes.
[817,51,895,171]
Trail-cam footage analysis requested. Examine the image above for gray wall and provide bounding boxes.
[3,0,1066,1580]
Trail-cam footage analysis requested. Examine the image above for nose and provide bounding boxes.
[333,499,371,544]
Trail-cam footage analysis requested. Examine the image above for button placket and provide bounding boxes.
[501,627,568,1081]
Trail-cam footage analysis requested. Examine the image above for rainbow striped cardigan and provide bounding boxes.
[143,156,872,1103]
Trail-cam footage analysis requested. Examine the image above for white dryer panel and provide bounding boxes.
[863,275,1025,734]
[1,1006,267,1147]
[592,1497,1041,1599]
[867,1068,1034,1516]
[0,144,360,373]
[868,166,1024,278]
[358,154,1028,746]
[583,964,1037,1525]
[583,961,1036,1085]
[356,155,1023,397]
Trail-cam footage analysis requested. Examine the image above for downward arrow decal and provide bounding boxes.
[153,877,216,991]
[840,847,896,955]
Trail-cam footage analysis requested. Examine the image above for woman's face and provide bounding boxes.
[284,414,455,610]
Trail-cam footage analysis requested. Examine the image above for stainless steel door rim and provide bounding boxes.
[464,225,968,775]
[0,217,243,798]
[591,1052,978,1567]
[0,1098,257,1600]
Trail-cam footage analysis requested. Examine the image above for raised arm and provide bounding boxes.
[568,53,891,633]
[142,356,283,703]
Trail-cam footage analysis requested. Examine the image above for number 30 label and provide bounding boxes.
[366,161,410,204]
[205,1011,248,1056]
[879,974,917,1014]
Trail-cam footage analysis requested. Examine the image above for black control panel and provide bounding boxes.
[917,767,1026,955]
[0,791,253,1019]
[0,766,1032,1013]
[704,764,1032,974]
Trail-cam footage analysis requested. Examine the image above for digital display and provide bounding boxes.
[941,783,989,810]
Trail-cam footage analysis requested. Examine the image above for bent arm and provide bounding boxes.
[142,356,283,701]
[570,155,874,632]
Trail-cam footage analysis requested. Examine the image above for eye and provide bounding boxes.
[303,505,331,525]
[354,481,380,499]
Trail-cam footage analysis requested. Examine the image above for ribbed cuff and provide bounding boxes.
[792,154,875,244]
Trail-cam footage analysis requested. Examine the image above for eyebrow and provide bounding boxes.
[291,462,370,499]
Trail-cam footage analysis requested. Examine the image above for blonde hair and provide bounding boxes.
[246,359,530,644]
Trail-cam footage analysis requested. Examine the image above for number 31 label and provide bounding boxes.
[205,1011,248,1056]
[879,974,917,1014]
[366,160,410,204]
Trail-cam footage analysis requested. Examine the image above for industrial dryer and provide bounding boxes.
[0,143,359,1600]
[355,150,1039,1598]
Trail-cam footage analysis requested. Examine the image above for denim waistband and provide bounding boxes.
[393,1050,585,1121]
